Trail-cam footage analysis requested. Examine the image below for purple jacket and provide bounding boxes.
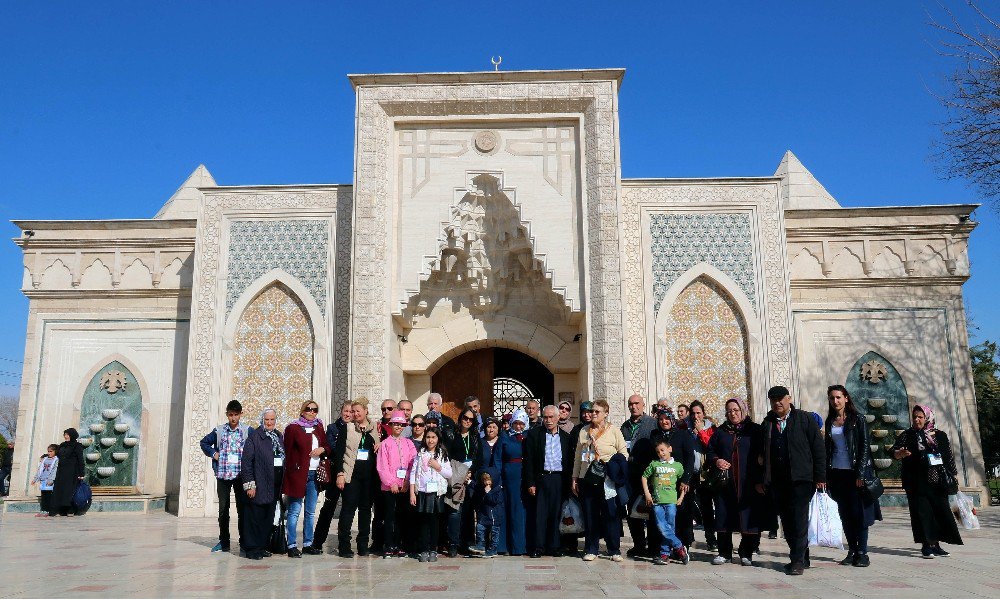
[240,426,283,506]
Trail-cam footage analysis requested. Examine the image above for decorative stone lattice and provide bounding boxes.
[650,213,756,313]
[663,278,752,419]
[226,220,329,318]
[231,283,315,425]
[403,173,569,325]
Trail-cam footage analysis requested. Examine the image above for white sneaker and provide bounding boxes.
[611,554,624,562]
[712,555,728,565]
[582,553,597,561]
[740,557,753,567]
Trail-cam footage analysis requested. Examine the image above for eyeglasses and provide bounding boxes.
[303,407,318,413]
[559,406,571,411]
[411,422,425,427]
[460,415,474,421]
[382,406,394,412]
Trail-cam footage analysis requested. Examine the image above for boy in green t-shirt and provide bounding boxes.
[641,438,688,565]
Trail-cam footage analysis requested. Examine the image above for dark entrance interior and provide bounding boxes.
[431,347,554,422]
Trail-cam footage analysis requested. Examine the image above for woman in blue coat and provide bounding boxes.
[479,417,507,553]
[501,409,529,556]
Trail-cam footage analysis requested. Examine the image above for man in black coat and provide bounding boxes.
[761,386,826,576]
[523,405,574,558]
[647,409,696,550]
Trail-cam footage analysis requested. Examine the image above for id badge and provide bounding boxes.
[273,457,283,467]
[463,460,473,468]
[928,453,944,466]
[357,449,370,461]
[426,480,439,492]
[626,440,633,451]
[396,468,407,479]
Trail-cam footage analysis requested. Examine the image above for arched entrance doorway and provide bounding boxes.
[431,347,554,422]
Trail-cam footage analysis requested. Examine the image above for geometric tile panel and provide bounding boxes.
[664,277,753,420]
[650,213,755,313]
[226,220,329,318]
[231,283,315,425]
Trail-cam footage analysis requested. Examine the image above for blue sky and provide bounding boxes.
[1,1,997,395]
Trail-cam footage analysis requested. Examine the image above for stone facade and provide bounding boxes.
[6,69,985,512]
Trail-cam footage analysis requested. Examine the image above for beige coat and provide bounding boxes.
[339,418,381,484]
[572,423,629,479]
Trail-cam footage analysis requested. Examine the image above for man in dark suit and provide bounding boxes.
[523,405,574,558]
[761,385,826,576]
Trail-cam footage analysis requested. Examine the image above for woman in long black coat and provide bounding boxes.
[825,385,882,567]
[50,428,85,516]
[706,398,765,566]
[892,404,962,558]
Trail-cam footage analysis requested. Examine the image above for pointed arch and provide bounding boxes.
[222,269,329,424]
[72,354,150,491]
[844,351,910,481]
[653,262,764,419]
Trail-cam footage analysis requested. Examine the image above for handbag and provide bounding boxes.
[72,480,93,512]
[270,505,288,554]
[315,456,331,487]
[862,475,884,502]
[702,465,730,493]
[581,425,610,486]
[928,463,956,494]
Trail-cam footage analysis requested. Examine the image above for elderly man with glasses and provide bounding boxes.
[622,394,658,558]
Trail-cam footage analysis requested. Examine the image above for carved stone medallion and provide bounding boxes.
[860,359,889,384]
[474,130,498,154]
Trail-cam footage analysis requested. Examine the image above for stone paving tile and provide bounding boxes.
[0,508,996,598]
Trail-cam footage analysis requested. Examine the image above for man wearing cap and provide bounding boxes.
[200,399,251,553]
[622,394,658,558]
[762,385,826,576]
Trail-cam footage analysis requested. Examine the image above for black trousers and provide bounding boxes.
[371,480,385,552]
[338,478,374,553]
[717,531,760,560]
[40,490,53,513]
[312,483,341,548]
[693,476,716,543]
[217,478,248,547]
[244,500,276,553]
[772,480,815,564]
[535,473,563,552]
[382,490,406,551]
[419,512,442,553]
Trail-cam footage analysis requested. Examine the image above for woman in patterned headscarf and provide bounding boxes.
[500,408,530,555]
[239,408,284,560]
[892,404,962,558]
[706,398,765,566]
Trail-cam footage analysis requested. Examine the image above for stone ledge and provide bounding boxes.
[2,494,167,514]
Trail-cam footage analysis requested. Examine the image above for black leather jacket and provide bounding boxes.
[824,412,875,480]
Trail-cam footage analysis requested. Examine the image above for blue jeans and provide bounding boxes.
[475,521,500,555]
[286,471,318,549]
[652,503,682,555]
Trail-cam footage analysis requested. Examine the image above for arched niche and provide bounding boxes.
[845,351,909,481]
[223,271,326,425]
[654,263,760,420]
[76,359,144,489]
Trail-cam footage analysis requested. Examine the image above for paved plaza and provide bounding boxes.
[0,507,997,598]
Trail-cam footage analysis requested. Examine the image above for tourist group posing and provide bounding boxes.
[196,385,964,574]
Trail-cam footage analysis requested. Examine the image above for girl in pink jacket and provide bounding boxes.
[377,410,417,558]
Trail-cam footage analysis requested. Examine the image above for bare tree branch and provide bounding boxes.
[0,395,18,440]
[930,1,1000,207]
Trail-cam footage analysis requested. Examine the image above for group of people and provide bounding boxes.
[25,381,944,574]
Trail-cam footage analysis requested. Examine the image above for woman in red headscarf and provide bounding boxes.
[892,404,962,558]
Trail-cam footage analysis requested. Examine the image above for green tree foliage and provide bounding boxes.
[971,340,1000,473]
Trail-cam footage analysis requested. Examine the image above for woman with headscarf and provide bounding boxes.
[825,385,881,567]
[240,408,285,560]
[892,404,962,558]
[706,398,765,566]
[501,408,530,556]
[477,416,507,554]
[571,399,629,562]
[50,428,85,516]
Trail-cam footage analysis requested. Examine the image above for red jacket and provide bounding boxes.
[282,421,331,498]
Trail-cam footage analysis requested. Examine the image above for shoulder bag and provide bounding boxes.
[582,426,609,486]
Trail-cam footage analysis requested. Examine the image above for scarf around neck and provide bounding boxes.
[296,415,323,429]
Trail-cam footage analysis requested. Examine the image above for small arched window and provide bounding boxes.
[492,377,540,416]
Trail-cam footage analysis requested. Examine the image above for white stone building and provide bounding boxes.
[6,69,984,514]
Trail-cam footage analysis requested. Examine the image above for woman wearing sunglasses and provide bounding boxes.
[282,400,330,557]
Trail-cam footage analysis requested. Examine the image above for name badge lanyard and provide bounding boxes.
[462,434,472,461]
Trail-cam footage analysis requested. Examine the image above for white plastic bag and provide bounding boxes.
[808,491,844,549]
[560,497,584,534]
[949,491,980,530]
